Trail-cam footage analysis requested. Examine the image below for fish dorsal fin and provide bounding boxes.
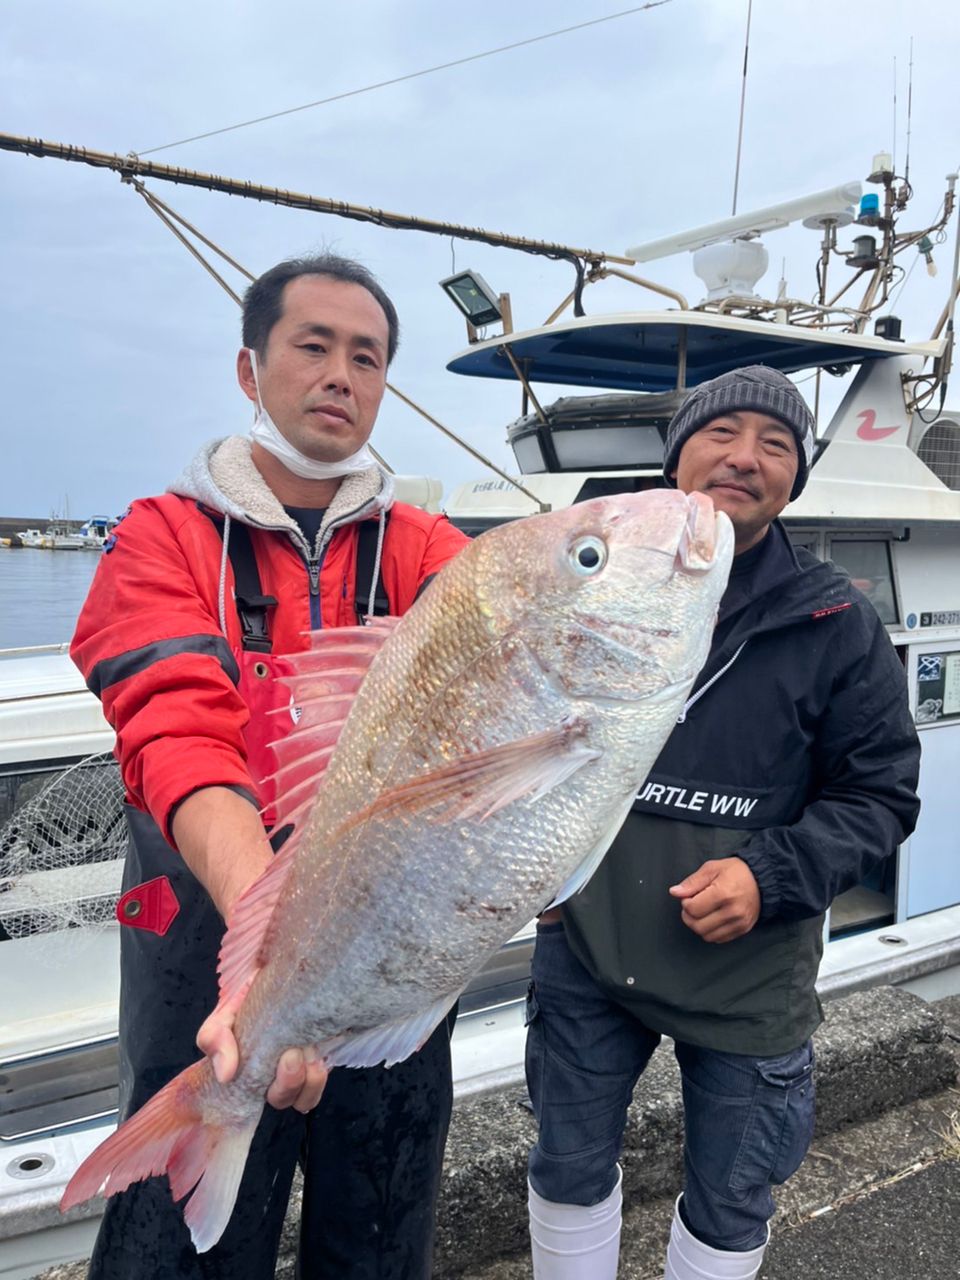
[218,619,401,1006]
[267,617,402,826]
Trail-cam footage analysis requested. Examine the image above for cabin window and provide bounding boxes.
[827,538,899,625]
[552,427,665,471]
[512,435,547,474]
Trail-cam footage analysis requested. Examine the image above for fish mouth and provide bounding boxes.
[679,494,736,574]
[677,492,723,570]
[590,490,727,570]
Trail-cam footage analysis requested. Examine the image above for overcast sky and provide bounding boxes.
[3,0,959,518]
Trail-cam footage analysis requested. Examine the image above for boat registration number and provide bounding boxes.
[920,611,960,627]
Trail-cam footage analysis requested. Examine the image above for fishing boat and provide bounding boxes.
[401,157,960,1085]
[0,646,119,1278]
[40,522,85,552]
[74,517,119,551]
[13,530,44,549]
[441,157,960,988]
[0,129,958,1276]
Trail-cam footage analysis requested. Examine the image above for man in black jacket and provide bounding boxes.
[525,366,921,1280]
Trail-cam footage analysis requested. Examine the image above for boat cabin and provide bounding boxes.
[444,312,960,964]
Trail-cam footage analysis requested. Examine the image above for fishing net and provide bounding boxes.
[0,754,126,940]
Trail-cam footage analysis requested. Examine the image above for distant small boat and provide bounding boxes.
[38,520,85,551]
[75,515,119,550]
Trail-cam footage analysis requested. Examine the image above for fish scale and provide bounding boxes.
[62,487,733,1251]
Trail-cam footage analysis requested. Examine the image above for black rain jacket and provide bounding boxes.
[562,522,921,1055]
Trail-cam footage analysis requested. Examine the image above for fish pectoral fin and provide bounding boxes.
[338,719,600,834]
[319,990,460,1070]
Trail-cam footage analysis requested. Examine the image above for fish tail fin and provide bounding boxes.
[178,1114,260,1253]
[61,1058,261,1253]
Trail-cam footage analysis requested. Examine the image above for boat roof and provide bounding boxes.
[446,311,944,392]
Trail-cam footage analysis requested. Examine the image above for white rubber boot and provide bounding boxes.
[663,1198,769,1279]
[528,1166,622,1279]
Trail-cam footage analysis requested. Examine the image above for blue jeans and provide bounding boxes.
[525,922,815,1252]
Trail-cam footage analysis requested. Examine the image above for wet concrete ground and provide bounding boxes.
[36,993,960,1279]
[454,1092,960,1279]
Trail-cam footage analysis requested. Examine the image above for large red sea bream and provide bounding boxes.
[63,489,733,1249]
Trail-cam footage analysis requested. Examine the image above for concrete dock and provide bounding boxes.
[39,987,960,1279]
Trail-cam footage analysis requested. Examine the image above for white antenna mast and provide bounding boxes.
[731,0,753,216]
[892,56,898,173]
[905,37,914,185]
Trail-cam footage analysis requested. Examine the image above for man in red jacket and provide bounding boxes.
[71,253,469,1279]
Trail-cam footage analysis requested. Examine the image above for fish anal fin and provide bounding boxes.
[320,990,460,1070]
[180,1118,261,1253]
[336,720,599,838]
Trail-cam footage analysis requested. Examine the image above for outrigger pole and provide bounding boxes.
[0,132,633,279]
[0,130,562,510]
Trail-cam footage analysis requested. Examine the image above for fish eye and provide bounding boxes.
[568,535,608,575]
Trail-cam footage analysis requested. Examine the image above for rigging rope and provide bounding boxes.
[138,2,674,156]
[128,179,544,501]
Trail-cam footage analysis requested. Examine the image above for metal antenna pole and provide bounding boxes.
[905,37,914,186]
[943,174,960,385]
[731,0,753,216]
[892,56,898,173]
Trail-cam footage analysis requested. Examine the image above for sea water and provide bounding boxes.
[0,548,100,649]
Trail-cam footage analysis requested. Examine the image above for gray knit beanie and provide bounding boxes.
[663,365,815,500]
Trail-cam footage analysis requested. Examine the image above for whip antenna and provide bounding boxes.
[731,0,753,216]
[892,56,898,173]
[905,37,914,186]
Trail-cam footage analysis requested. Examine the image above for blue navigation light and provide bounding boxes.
[859,193,880,218]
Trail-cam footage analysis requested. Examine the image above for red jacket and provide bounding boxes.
[72,482,468,843]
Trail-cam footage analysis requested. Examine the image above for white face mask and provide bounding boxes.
[246,349,378,479]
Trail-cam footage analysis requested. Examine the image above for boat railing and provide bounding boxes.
[0,642,71,660]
